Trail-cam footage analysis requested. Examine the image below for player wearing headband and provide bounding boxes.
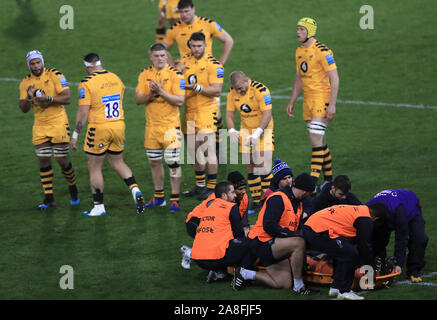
[286,18,339,192]
[19,50,79,210]
[71,53,145,216]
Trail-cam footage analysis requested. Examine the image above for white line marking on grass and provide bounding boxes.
[3,78,436,110]
[329,271,437,299]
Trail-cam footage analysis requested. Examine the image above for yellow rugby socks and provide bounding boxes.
[322,145,333,181]
[40,166,54,203]
[248,173,262,206]
[310,146,324,182]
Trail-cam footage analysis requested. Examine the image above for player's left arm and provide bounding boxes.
[247,89,272,144]
[326,68,339,122]
[70,105,89,151]
[185,82,222,97]
[216,30,234,66]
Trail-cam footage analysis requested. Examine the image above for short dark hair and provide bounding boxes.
[148,43,167,54]
[214,181,233,198]
[189,32,206,43]
[84,53,100,63]
[178,0,194,10]
[333,175,351,194]
[368,202,388,222]
[227,171,246,189]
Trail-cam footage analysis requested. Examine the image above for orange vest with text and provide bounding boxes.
[186,193,249,222]
[191,198,237,260]
[248,191,303,242]
[305,205,371,240]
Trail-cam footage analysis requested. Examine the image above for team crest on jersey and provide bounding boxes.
[240,104,252,113]
[188,74,197,84]
[300,61,308,72]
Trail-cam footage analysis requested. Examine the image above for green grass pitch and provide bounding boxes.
[0,0,436,300]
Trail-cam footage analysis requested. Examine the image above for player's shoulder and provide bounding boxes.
[45,67,64,76]
[198,16,214,24]
[206,55,222,66]
[168,20,182,30]
[314,40,333,53]
[167,64,184,76]
[250,80,269,93]
[140,65,154,74]
[80,70,109,84]
[181,53,195,64]
[21,72,32,83]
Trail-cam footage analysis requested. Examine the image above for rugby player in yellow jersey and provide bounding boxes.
[163,0,233,66]
[226,71,274,213]
[19,50,79,210]
[286,18,339,192]
[176,32,224,200]
[164,0,233,161]
[70,53,145,216]
[135,43,185,212]
[149,0,181,43]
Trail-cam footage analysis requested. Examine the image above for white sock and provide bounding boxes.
[293,278,304,291]
[184,247,191,258]
[131,186,140,198]
[241,268,256,280]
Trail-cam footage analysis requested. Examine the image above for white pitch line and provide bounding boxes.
[2,77,436,110]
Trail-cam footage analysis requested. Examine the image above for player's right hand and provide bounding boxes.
[27,84,36,98]
[70,138,78,151]
[286,103,295,118]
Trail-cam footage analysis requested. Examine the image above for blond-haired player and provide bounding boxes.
[286,18,339,192]
[226,71,274,213]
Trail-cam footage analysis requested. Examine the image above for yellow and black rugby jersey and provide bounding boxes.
[78,69,125,124]
[181,54,224,113]
[164,16,224,59]
[19,67,69,126]
[295,40,337,96]
[136,63,185,126]
[226,79,274,130]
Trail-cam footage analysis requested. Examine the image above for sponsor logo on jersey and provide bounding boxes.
[216,67,224,78]
[60,77,68,87]
[79,88,85,99]
[326,54,335,65]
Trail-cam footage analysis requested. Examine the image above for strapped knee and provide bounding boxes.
[165,148,181,178]
[35,146,53,157]
[146,149,163,161]
[53,145,70,157]
[307,121,327,136]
